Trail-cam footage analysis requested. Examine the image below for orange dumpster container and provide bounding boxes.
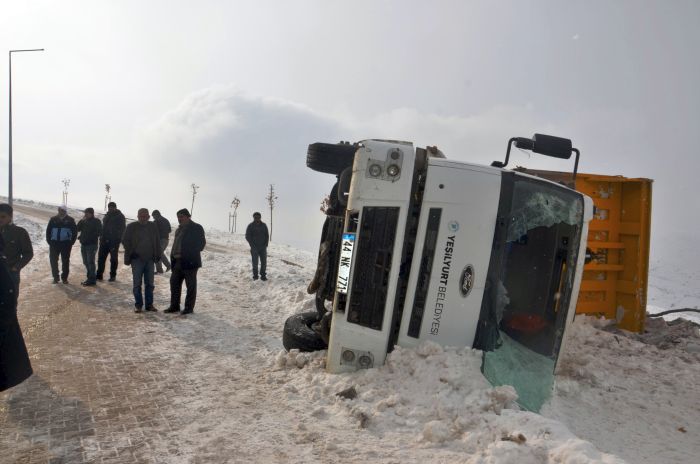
[516,169,653,332]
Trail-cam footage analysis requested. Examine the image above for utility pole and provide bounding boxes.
[191,183,199,214]
[265,184,278,241]
[61,178,70,206]
[104,184,111,211]
[230,196,240,233]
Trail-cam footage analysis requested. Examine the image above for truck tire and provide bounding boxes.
[283,312,328,352]
[307,143,356,175]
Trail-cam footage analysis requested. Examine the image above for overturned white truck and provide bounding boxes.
[284,135,594,410]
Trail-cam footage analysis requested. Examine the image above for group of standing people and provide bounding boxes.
[1,201,271,317]
[47,203,206,315]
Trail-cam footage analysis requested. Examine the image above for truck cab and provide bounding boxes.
[291,135,594,411]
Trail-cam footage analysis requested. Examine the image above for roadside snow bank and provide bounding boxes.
[275,339,624,463]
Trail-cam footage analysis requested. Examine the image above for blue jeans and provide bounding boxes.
[131,258,155,308]
[81,244,98,283]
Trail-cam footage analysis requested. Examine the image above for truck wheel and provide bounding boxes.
[307,143,356,175]
[283,311,328,352]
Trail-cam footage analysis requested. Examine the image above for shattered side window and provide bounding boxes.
[477,175,583,412]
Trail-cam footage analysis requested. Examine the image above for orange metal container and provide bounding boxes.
[517,169,653,332]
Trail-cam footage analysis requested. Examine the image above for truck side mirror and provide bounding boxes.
[491,134,580,182]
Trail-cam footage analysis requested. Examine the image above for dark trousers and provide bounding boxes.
[49,244,72,280]
[81,244,98,283]
[170,261,198,311]
[250,247,267,277]
[97,240,120,279]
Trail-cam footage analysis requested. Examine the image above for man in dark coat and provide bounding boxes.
[77,207,102,286]
[46,205,77,284]
[0,235,33,392]
[0,203,34,299]
[122,208,161,313]
[245,212,269,281]
[152,210,172,274]
[96,201,126,282]
[164,208,206,316]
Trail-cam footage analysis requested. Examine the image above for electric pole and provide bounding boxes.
[104,184,111,211]
[266,184,278,241]
[191,183,199,214]
[61,178,70,206]
[230,196,240,233]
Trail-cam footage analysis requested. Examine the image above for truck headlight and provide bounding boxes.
[369,163,382,177]
[387,164,400,177]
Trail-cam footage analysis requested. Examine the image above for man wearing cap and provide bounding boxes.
[122,208,160,313]
[164,208,206,316]
[77,208,102,286]
[245,212,269,281]
[96,201,126,282]
[46,206,77,284]
[152,210,172,274]
[0,204,34,299]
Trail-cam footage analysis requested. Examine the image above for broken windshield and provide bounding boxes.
[475,173,583,411]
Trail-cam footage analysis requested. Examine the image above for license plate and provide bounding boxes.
[336,233,355,294]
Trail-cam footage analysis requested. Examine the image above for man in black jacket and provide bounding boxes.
[152,210,172,274]
[46,206,77,284]
[164,208,206,316]
[77,208,102,286]
[96,201,126,282]
[0,235,32,392]
[245,212,269,281]
[0,204,33,299]
[122,208,161,313]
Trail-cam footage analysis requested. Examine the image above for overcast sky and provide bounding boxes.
[1,0,699,255]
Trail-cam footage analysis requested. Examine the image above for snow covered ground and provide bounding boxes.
[5,201,700,463]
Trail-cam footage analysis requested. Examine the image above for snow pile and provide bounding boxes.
[275,340,624,463]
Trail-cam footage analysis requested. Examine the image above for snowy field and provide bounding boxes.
[5,201,700,463]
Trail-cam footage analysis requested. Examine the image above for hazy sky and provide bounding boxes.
[1,0,699,254]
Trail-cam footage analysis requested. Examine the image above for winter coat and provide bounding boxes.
[0,224,34,271]
[0,256,32,391]
[122,221,161,265]
[245,221,269,250]
[46,215,77,247]
[101,209,126,243]
[154,216,172,239]
[77,217,102,246]
[171,221,206,270]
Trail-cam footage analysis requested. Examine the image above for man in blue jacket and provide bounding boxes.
[46,206,77,284]
[164,208,206,316]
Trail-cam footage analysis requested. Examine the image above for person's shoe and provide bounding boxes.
[179,309,193,316]
[108,276,116,282]
[134,305,143,313]
[53,277,60,284]
[62,278,68,284]
[81,280,96,286]
[261,275,267,281]
[253,275,259,281]
[145,305,158,312]
[164,306,180,313]
[96,275,103,281]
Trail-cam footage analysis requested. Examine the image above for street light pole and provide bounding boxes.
[9,48,44,206]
